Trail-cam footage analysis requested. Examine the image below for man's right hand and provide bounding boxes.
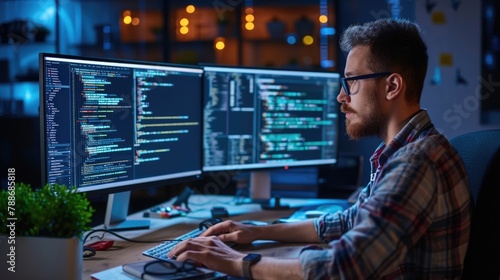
[200,220,262,245]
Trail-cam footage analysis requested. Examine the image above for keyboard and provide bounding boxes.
[143,227,203,261]
[143,217,234,261]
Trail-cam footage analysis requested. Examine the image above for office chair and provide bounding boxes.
[449,129,500,279]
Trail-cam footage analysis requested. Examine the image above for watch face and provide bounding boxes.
[244,253,262,262]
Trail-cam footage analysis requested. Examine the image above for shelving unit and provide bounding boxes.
[0,0,338,118]
[164,2,337,69]
[0,41,54,116]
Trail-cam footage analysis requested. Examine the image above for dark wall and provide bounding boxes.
[0,116,41,188]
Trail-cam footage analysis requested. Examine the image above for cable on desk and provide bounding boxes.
[183,209,213,219]
[82,229,183,258]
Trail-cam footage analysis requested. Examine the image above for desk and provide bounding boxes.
[84,195,347,279]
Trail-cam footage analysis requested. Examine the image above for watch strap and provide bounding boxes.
[242,253,262,279]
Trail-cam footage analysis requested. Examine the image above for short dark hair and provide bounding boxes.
[340,18,428,104]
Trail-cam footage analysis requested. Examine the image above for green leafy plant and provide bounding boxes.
[0,183,94,238]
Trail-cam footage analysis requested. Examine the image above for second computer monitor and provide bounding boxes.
[202,66,340,198]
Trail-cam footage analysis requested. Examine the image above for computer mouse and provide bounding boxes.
[199,217,224,230]
[304,210,328,218]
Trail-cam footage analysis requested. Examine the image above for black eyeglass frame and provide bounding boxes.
[143,259,197,276]
[340,72,393,96]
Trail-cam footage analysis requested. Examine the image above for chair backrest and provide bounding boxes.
[449,129,500,206]
[450,129,500,279]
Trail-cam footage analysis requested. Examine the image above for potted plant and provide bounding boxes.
[216,14,233,37]
[150,25,163,41]
[31,24,50,42]
[294,15,314,37]
[266,17,286,40]
[0,182,94,280]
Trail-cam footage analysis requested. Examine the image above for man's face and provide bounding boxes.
[337,46,387,140]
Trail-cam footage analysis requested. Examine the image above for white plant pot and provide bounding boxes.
[0,235,82,280]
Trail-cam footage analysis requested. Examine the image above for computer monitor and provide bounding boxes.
[39,53,203,230]
[202,65,340,201]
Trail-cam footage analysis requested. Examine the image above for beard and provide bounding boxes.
[342,89,386,140]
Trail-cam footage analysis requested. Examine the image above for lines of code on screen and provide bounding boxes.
[203,67,340,171]
[43,57,202,191]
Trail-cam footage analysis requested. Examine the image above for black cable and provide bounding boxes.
[84,229,182,244]
[82,229,183,258]
[82,218,225,258]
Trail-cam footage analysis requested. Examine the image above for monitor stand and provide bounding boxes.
[249,171,271,203]
[104,191,150,231]
[249,171,289,210]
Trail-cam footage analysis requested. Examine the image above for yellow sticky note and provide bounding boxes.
[439,53,453,67]
[431,11,446,24]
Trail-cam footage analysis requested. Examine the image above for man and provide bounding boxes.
[168,18,471,279]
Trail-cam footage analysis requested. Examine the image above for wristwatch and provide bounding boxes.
[242,253,262,279]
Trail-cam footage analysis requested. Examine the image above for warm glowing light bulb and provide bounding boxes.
[132,17,140,26]
[245,22,254,30]
[215,41,225,50]
[245,14,254,22]
[245,7,254,14]
[123,15,132,24]
[123,10,131,17]
[319,15,328,23]
[180,26,189,34]
[186,5,195,13]
[302,35,314,45]
[180,18,189,26]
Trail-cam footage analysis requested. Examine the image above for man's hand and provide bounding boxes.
[167,236,247,277]
[200,220,262,245]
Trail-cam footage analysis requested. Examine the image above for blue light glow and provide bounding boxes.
[485,6,494,20]
[485,53,494,67]
[321,60,334,68]
[320,27,336,36]
[38,6,55,22]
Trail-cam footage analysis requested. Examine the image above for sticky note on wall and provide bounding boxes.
[431,11,446,24]
[440,53,453,66]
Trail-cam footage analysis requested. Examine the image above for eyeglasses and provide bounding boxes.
[143,259,197,276]
[340,72,392,96]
